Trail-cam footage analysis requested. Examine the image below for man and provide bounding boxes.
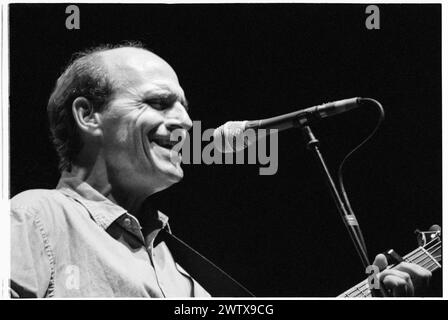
[10,44,432,297]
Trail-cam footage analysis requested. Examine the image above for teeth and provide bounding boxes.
[154,141,171,149]
[159,143,173,149]
[147,131,182,150]
[150,138,176,149]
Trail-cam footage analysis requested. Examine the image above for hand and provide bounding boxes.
[373,254,432,297]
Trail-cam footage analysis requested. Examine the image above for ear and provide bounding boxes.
[72,97,102,137]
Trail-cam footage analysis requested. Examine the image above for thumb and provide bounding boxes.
[372,253,388,271]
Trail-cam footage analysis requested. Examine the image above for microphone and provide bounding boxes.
[213,97,364,153]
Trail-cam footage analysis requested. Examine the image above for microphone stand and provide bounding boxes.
[301,125,371,270]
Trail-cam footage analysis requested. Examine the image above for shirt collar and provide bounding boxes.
[56,171,169,235]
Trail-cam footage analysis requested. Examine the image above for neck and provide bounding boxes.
[69,160,147,217]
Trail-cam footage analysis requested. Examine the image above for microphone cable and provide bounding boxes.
[336,98,386,264]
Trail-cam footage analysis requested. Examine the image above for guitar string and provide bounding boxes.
[421,259,439,270]
[350,244,441,297]
[352,258,440,298]
[406,241,439,260]
[412,249,441,267]
[344,242,441,297]
[405,242,440,268]
[406,252,437,268]
[356,243,441,297]
[404,241,440,262]
[416,251,439,268]
[342,242,440,297]
[355,258,440,298]
[344,244,438,297]
[351,263,439,297]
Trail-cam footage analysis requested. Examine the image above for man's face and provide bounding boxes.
[98,48,192,196]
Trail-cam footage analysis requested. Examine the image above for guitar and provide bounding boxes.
[338,226,442,297]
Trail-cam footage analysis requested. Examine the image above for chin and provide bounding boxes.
[165,166,184,183]
[150,166,184,193]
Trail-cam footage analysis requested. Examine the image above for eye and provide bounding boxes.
[144,99,170,110]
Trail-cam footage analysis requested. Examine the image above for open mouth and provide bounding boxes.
[148,133,181,151]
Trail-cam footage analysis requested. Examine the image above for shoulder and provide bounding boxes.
[11,189,71,228]
[12,188,66,211]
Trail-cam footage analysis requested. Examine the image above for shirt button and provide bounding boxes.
[123,218,131,227]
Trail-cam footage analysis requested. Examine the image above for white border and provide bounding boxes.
[0,0,10,300]
[0,0,445,300]
[441,0,446,300]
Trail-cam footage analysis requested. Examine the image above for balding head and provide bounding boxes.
[98,47,180,97]
[47,43,174,171]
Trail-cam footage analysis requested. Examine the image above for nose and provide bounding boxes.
[165,101,193,131]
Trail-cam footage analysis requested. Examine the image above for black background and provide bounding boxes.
[9,4,441,297]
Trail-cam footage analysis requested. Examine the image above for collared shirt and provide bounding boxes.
[10,171,210,298]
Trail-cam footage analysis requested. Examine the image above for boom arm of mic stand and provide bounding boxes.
[301,125,371,270]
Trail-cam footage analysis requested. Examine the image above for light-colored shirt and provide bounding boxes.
[10,171,210,298]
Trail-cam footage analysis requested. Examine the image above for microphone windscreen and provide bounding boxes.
[213,121,248,153]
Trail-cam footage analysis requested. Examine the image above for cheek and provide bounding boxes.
[102,108,165,156]
[137,110,164,129]
[102,120,138,157]
[115,125,129,144]
[103,120,130,145]
[103,111,140,146]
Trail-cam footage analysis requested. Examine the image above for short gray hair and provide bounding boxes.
[47,42,145,171]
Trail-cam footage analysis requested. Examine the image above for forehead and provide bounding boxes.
[100,48,184,97]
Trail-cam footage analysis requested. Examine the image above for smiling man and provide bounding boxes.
[10,44,432,298]
[10,44,210,297]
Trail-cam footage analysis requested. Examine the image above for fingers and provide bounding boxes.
[394,262,432,293]
[380,269,415,297]
[375,261,432,297]
[372,254,388,272]
[372,252,433,297]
